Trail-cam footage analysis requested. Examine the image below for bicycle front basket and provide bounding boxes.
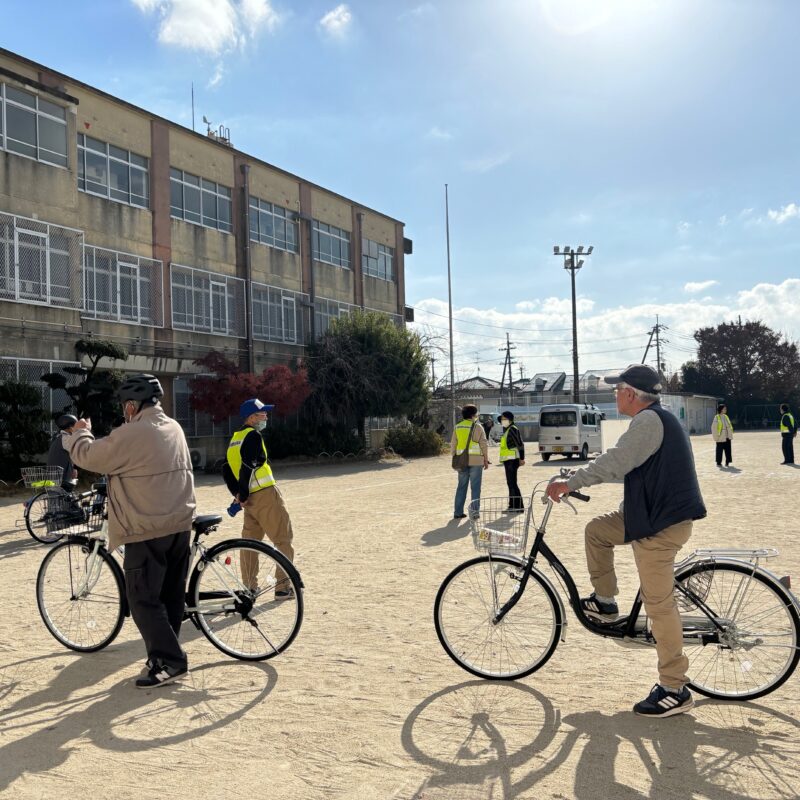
[21,466,63,489]
[468,497,529,554]
[43,492,105,536]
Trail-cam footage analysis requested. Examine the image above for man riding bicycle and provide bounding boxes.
[546,364,707,717]
[64,374,196,688]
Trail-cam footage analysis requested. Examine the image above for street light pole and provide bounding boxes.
[445,184,456,429]
[553,245,593,404]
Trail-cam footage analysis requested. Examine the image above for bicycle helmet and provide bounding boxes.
[56,414,78,430]
[117,374,164,404]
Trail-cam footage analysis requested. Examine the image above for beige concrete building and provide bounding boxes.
[0,48,411,461]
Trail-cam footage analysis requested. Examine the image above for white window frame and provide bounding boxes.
[361,237,395,282]
[312,220,351,269]
[248,196,300,254]
[0,82,68,169]
[77,134,150,209]
[169,263,245,338]
[170,168,232,233]
[251,282,306,345]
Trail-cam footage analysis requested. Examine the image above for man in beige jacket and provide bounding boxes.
[451,404,490,519]
[65,374,196,689]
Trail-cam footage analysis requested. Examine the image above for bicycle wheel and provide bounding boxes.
[674,561,800,700]
[25,489,67,544]
[36,538,125,652]
[190,540,303,661]
[434,555,562,680]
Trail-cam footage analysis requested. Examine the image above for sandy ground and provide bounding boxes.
[0,431,798,800]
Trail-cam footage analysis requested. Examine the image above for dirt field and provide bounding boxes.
[0,430,798,799]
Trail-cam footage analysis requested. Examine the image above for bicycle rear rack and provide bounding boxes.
[687,548,779,562]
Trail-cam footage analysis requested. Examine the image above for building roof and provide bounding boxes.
[0,47,404,226]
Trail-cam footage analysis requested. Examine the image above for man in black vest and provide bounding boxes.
[546,364,706,718]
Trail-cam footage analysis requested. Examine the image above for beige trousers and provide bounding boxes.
[585,511,692,690]
[240,485,295,591]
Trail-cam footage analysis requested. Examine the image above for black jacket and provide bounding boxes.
[503,425,525,461]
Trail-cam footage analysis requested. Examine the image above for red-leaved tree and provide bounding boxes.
[189,352,311,424]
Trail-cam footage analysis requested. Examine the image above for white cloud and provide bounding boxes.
[570,211,592,224]
[207,62,224,88]
[462,152,511,173]
[319,4,352,38]
[767,203,800,224]
[426,126,453,141]
[410,278,800,381]
[400,3,436,19]
[132,0,281,54]
[676,221,691,237]
[684,280,718,294]
[718,214,728,227]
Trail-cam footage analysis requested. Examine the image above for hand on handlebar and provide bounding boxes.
[546,480,571,503]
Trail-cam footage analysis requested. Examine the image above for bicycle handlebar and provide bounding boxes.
[568,491,590,502]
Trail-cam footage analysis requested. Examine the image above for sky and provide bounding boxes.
[3,0,800,382]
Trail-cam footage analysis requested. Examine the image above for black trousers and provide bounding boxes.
[124,531,191,669]
[503,459,524,509]
[782,434,795,464]
[715,440,732,465]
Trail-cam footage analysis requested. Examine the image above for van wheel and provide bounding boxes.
[541,453,551,462]
[579,444,589,461]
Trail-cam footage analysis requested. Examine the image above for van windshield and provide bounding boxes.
[541,411,577,427]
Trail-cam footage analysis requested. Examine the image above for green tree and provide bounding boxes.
[0,381,50,478]
[307,310,431,440]
[680,319,800,416]
[41,339,128,436]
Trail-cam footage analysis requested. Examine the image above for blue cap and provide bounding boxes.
[239,398,274,419]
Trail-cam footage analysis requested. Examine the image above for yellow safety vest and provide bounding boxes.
[499,425,520,461]
[714,414,733,437]
[780,413,795,433]
[226,427,275,492]
[455,420,481,456]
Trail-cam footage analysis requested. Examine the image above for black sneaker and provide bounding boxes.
[275,588,295,602]
[633,684,694,717]
[453,514,467,519]
[580,593,619,618]
[135,662,188,689]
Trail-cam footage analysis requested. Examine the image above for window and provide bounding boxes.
[170,264,245,337]
[173,377,239,438]
[312,221,350,268]
[0,83,67,167]
[83,245,163,326]
[77,135,150,208]
[248,197,299,254]
[170,169,232,232]
[361,238,395,281]
[0,211,81,307]
[540,411,577,427]
[252,283,306,344]
[313,297,356,335]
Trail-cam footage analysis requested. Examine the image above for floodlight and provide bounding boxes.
[587,246,594,255]
[553,245,559,255]
[577,246,584,254]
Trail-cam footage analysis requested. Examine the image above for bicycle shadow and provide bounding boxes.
[0,530,43,562]
[421,518,471,547]
[400,680,800,800]
[0,646,277,793]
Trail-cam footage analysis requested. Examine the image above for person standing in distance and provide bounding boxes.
[498,411,525,511]
[711,403,733,467]
[451,404,490,520]
[223,398,295,599]
[546,364,707,717]
[779,403,796,464]
[64,374,196,688]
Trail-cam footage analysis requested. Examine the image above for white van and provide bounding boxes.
[537,404,604,461]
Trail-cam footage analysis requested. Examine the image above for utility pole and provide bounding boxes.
[498,333,517,406]
[430,354,436,389]
[655,314,662,377]
[445,184,456,428]
[553,245,593,403]
[643,317,668,376]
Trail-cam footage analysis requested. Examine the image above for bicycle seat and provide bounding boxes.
[192,514,222,534]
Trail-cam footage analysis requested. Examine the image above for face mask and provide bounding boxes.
[501,419,511,428]
[253,420,267,432]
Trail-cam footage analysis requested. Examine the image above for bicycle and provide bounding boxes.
[434,471,800,700]
[20,467,105,545]
[36,497,304,662]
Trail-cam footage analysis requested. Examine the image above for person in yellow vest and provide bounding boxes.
[450,404,490,520]
[711,403,733,467]
[779,403,796,465]
[224,398,295,599]
[498,411,526,511]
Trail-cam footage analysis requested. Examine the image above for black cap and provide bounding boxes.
[499,411,515,422]
[604,364,662,394]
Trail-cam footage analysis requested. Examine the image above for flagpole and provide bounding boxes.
[445,184,456,429]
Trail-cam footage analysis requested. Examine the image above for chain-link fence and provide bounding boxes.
[173,376,239,438]
[170,263,246,338]
[0,211,84,309]
[0,356,82,433]
[83,245,164,327]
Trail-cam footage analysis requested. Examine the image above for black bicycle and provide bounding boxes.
[36,503,304,662]
[434,473,800,700]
